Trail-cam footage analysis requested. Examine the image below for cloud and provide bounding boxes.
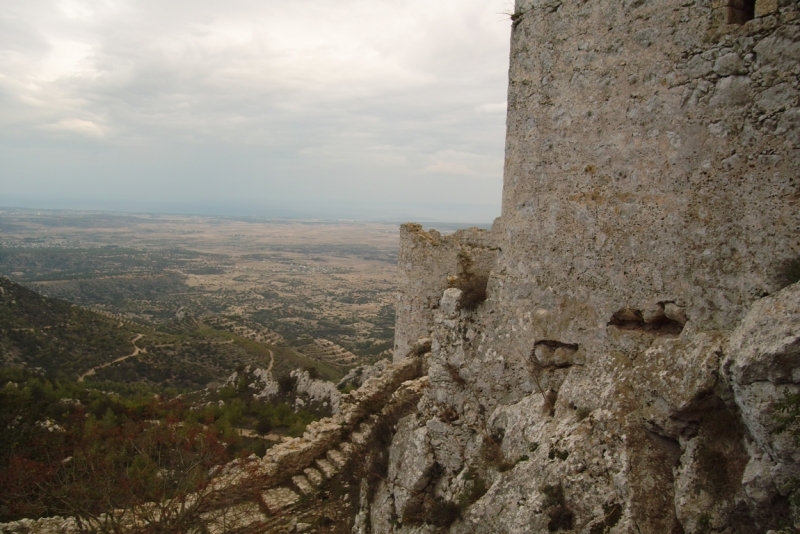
[476,102,507,114]
[42,117,105,137]
[420,162,475,175]
[417,149,500,177]
[0,0,513,222]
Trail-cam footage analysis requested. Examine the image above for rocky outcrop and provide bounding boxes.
[368,280,798,534]
[372,1,800,531]
[250,367,280,399]
[291,368,342,413]
[339,359,392,390]
[724,284,800,528]
[223,366,280,399]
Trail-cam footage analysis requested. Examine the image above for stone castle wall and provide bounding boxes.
[393,223,496,361]
[500,0,799,345]
[370,1,800,533]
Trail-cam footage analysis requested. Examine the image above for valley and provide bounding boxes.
[0,208,404,378]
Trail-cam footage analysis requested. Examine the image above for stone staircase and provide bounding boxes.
[0,355,429,534]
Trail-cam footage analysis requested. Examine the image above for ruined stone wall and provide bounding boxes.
[368,2,800,533]
[393,223,496,361]
[500,0,799,343]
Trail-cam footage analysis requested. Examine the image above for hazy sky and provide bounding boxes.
[1,0,512,222]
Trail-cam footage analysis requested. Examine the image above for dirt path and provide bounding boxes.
[235,428,281,441]
[266,348,274,374]
[78,334,145,382]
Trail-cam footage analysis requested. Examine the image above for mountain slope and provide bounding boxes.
[0,277,342,390]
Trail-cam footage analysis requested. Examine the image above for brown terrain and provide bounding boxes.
[0,209,404,375]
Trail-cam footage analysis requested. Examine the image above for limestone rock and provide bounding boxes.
[338,359,391,389]
[725,282,800,519]
[292,368,342,413]
[374,1,800,531]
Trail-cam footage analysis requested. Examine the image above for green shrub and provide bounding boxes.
[277,374,296,394]
[255,417,272,436]
[696,513,711,534]
[773,391,800,526]
[459,469,488,508]
[338,383,356,394]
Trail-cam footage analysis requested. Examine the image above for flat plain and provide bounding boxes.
[0,208,403,381]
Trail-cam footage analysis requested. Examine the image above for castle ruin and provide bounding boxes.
[1,1,797,532]
[382,0,800,532]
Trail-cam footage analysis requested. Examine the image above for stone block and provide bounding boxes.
[755,0,779,17]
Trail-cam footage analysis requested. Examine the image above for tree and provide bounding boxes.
[255,416,273,436]
[0,398,236,531]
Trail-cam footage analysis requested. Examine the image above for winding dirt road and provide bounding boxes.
[78,334,145,382]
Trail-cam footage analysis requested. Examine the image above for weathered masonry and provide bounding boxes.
[380,1,800,533]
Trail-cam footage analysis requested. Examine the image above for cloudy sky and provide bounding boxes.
[1,0,512,222]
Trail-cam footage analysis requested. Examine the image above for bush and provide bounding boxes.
[458,469,487,508]
[773,391,800,525]
[774,391,800,443]
[451,274,488,311]
[277,374,296,394]
[428,498,462,527]
[541,484,574,532]
[337,383,356,394]
[447,251,489,311]
[402,496,461,528]
[255,417,272,436]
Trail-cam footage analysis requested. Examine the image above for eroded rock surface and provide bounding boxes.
[369,0,800,530]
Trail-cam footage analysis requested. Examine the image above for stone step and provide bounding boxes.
[292,474,315,495]
[350,422,374,446]
[304,467,324,486]
[339,441,354,457]
[327,449,347,469]
[350,431,367,447]
[261,487,300,513]
[316,457,338,478]
[200,502,267,534]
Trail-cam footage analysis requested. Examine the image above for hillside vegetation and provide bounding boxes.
[0,277,341,390]
[0,277,337,523]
